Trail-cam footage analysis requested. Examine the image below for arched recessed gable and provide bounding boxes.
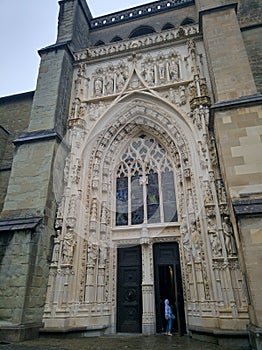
[162,23,175,31]
[110,36,122,43]
[94,40,105,46]
[180,17,194,26]
[129,25,155,38]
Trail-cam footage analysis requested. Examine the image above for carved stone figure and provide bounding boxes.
[191,221,201,261]
[210,232,222,257]
[52,235,60,264]
[223,217,237,256]
[207,219,222,257]
[94,78,103,97]
[181,221,191,262]
[168,58,179,81]
[87,243,98,266]
[105,74,114,94]
[62,229,75,264]
[99,243,108,266]
[116,70,127,92]
[158,58,166,81]
[168,88,176,104]
[143,65,155,85]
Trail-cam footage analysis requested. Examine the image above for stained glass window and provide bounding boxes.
[115,134,177,226]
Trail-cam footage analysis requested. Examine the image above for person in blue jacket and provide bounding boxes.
[164,299,173,336]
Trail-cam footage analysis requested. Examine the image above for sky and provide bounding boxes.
[0,0,157,98]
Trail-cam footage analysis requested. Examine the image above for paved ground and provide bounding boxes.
[0,334,251,350]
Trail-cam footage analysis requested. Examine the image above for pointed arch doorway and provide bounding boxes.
[114,132,186,334]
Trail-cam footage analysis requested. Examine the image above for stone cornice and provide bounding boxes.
[211,94,262,111]
[90,0,194,29]
[13,129,63,146]
[0,91,34,103]
[0,217,43,232]
[38,41,75,61]
[233,198,262,216]
[209,94,262,130]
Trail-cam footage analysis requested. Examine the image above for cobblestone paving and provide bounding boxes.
[0,334,250,350]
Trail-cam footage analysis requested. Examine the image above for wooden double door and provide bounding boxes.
[117,243,186,334]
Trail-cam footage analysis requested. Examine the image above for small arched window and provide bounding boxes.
[110,36,122,42]
[180,18,194,26]
[129,25,155,38]
[162,23,175,30]
[94,40,105,46]
[116,134,177,226]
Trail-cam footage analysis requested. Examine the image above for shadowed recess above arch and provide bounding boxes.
[162,23,175,30]
[110,36,123,43]
[129,25,156,38]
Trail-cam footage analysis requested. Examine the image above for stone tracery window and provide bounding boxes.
[116,134,177,226]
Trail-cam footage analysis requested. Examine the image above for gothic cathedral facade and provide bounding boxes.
[0,0,261,349]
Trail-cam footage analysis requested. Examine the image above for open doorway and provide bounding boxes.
[154,243,186,335]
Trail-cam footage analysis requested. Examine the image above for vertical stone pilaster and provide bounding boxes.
[141,239,155,335]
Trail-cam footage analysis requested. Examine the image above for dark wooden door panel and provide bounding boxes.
[117,246,142,333]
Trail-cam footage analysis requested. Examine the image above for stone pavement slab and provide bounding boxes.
[0,334,250,350]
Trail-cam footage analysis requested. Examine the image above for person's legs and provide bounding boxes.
[167,318,172,335]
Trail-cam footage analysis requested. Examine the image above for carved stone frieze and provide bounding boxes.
[74,25,199,61]
[92,62,129,98]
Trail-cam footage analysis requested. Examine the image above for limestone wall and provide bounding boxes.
[214,106,262,199]
[242,27,262,94]
[0,92,34,212]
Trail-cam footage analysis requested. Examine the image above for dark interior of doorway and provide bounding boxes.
[158,265,178,333]
[154,242,186,335]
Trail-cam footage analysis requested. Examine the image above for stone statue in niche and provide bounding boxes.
[158,56,166,82]
[191,220,201,261]
[116,61,129,92]
[105,65,115,94]
[181,221,192,263]
[94,77,103,97]
[222,216,237,256]
[99,242,108,266]
[87,243,98,266]
[143,65,155,85]
[187,39,197,60]
[168,57,179,82]
[62,228,75,265]
[207,219,222,257]
[52,234,61,264]
[168,88,176,104]
[210,232,223,257]
[204,184,213,206]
